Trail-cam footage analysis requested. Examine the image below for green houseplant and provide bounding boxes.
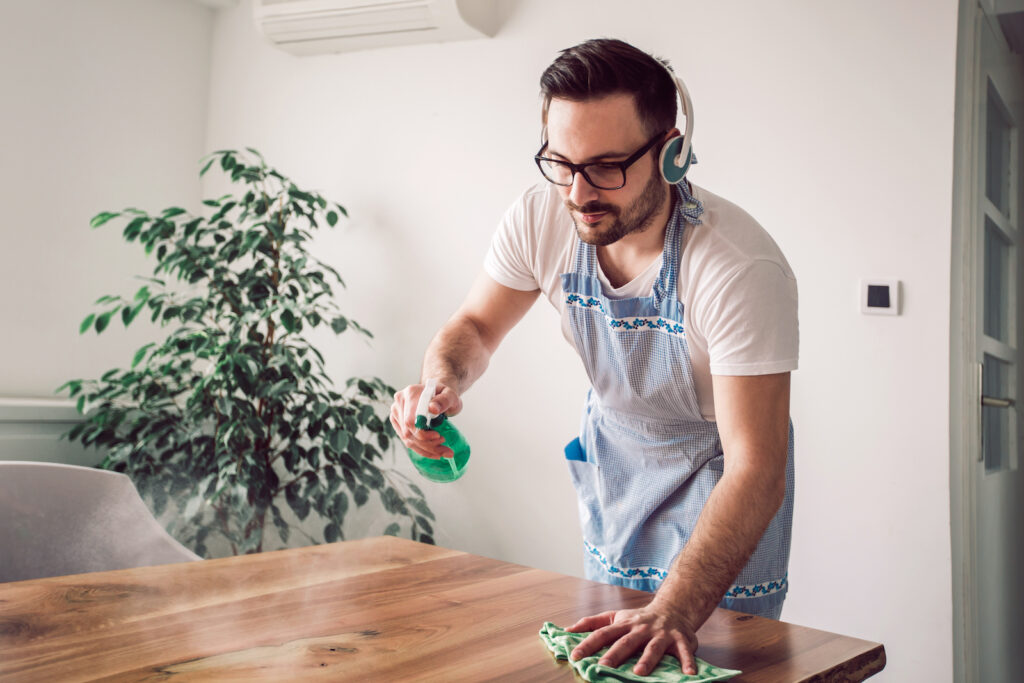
[59,149,435,557]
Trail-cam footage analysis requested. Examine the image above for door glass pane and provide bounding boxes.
[983,354,1012,473]
[983,217,1012,342]
[985,78,1013,217]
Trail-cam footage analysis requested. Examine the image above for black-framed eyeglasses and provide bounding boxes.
[534,130,667,190]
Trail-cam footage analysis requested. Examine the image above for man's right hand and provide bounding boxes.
[390,381,464,460]
[389,273,538,461]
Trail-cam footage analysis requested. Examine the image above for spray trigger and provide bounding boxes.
[414,378,445,430]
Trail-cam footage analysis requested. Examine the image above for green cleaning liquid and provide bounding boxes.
[407,414,471,483]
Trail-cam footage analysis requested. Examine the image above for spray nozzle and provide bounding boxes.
[414,378,445,430]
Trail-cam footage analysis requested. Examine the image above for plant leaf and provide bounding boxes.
[132,343,155,369]
[90,211,121,228]
[330,430,350,454]
[354,485,369,507]
[280,308,296,333]
[95,310,116,334]
[123,216,147,241]
[411,498,434,521]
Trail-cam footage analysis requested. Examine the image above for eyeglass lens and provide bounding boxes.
[538,159,625,190]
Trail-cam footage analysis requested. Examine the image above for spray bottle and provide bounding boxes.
[406,378,471,483]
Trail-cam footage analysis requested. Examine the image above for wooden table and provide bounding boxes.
[0,536,884,681]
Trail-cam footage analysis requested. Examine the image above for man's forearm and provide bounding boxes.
[421,314,493,395]
[650,466,784,629]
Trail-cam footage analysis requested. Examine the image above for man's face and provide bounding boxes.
[545,94,668,246]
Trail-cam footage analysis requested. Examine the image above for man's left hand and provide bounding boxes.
[565,603,699,676]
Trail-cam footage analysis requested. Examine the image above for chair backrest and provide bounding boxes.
[0,461,200,583]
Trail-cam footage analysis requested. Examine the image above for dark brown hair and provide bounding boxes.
[539,38,677,137]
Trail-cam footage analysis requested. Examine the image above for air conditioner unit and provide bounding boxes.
[254,0,499,56]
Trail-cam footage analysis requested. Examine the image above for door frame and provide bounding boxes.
[950,0,982,680]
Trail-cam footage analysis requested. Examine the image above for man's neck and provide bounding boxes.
[597,188,675,289]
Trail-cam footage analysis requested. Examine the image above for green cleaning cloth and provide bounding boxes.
[538,622,741,682]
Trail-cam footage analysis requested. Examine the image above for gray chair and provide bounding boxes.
[0,461,200,582]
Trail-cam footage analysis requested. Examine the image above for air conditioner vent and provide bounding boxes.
[254,0,498,55]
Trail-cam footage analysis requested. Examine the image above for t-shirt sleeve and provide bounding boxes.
[701,259,799,375]
[483,196,540,291]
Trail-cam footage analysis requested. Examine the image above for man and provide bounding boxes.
[390,38,797,677]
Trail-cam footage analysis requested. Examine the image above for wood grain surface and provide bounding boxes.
[0,536,884,681]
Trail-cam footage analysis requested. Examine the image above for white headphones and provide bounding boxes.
[657,64,695,185]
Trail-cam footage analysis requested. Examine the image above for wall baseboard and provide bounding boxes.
[0,398,103,467]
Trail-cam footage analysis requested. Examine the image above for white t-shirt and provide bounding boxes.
[484,181,798,421]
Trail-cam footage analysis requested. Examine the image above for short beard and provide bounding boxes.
[566,168,668,247]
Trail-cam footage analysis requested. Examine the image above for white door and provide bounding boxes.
[953,4,1024,682]
[976,10,1024,680]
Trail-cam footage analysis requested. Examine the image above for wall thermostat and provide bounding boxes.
[861,279,901,315]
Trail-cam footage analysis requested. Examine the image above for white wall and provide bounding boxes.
[4,0,957,680]
[205,2,959,680]
[0,0,214,400]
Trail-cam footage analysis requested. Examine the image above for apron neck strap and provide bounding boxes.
[653,182,703,305]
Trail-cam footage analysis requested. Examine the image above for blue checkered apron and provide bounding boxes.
[560,183,795,617]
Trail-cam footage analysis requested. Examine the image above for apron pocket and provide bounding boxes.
[563,437,586,462]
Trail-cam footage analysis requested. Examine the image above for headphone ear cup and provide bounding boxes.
[659,136,692,184]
